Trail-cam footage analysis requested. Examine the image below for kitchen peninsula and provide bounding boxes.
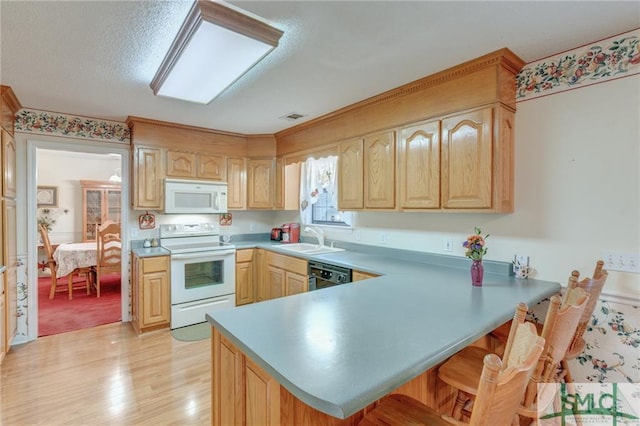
[207,252,560,425]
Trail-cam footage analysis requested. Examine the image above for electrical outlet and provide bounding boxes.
[380,232,387,244]
[249,223,256,232]
[355,230,361,241]
[444,237,453,252]
[515,254,529,266]
[603,251,640,273]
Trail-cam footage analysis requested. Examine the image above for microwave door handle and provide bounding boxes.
[171,250,236,261]
[213,192,219,210]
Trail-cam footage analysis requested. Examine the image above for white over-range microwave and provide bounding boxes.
[164,178,228,214]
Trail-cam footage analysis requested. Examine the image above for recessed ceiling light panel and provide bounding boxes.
[150,0,283,104]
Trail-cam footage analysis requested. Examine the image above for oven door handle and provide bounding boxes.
[170,249,236,260]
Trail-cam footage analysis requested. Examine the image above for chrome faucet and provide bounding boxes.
[304,226,324,247]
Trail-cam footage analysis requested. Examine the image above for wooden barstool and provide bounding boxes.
[359,317,545,426]
[439,276,589,424]
[559,261,608,383]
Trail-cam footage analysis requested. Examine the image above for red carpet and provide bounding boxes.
[38,274,121,337]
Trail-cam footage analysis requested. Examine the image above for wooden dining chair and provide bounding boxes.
[39,224,91,300]
[94,221,121,297]
[359,317,545,426]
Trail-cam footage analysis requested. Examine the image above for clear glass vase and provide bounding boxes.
[471,259,484,287]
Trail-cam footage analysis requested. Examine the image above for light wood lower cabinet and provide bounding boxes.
[266,252,308,299]
[211,327,455,426]
[131,254,170,334]
[255,249,268,302]
[235,249,255,306]
[0,273,5,364]
[352,270,380,281]
[3,199,17,348]
[238,250,308,304]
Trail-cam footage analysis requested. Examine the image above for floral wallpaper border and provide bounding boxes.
[529,296,639,384]
[516,28,640,101]
[15,109,130,143]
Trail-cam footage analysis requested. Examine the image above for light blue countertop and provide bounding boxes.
[207,240,561,419]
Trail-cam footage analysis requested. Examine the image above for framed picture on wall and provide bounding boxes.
[37,186,58,207]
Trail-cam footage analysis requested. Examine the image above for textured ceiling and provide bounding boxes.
[1,1,638,135]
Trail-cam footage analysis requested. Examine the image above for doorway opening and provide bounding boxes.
[26,138,130,341]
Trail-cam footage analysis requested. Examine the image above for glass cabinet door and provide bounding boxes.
[107,189,121,223]
[84,189,103,241]
[81,181,121,241]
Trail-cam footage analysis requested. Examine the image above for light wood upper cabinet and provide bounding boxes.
[1,129,16,199]
[166,150,196,178]
[197,154,226,180]
[441,107,493,209]
[364,130,396,209]
[227,157,247,210]
[399,120,440,209]
[247,159,275,209]
[274,157,284,210]
[132,146,164,210]
[338,138,364,209]
[167,151,226,180]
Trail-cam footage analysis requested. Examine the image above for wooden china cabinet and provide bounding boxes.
[81,180,121,242]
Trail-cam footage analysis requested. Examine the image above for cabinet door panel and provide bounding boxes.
[135,147,163,210]
[245,357,280,426]
[364,131,395,209]
[441,108,492,209]
[266,266,284,300]
[142,271,169,326]
[227,157,247,210]
[166,151,196,177]
[255,250,268,302]
[197,154,226,180]
[236,261,254,306]
[3,199,17,344]
[1,130,16,198]
[400,121,440,209]
[285,272,308,296]
[338,138,364,209]
[247,159,274,209]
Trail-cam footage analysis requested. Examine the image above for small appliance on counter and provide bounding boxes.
[270,227,283,241]
[280,222,300,243]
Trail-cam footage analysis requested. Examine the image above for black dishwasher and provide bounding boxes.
[308,260,352,291]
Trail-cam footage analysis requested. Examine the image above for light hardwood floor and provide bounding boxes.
[1,323,210,425]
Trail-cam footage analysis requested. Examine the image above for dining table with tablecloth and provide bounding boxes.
[53,242,98,278]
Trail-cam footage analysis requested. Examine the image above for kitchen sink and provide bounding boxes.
[272,243,345,254]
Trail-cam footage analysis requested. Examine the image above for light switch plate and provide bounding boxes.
[603,251,640,273]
